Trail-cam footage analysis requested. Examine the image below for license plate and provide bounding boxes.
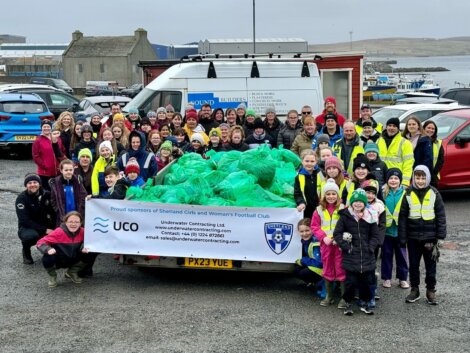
[184,258,233,269]
[15,135,36,141]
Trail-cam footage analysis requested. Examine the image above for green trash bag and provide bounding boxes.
[158,187,192,204]
[179,175,214,204]
[277,146,302,168]
[126,186,144,200]
[234,184,296,208]
[273,163,297,186]
[217,151,242,174]
[238,145,276,188]
[214,171,257,201]
[201,170,230,188]
[200,197,235,207]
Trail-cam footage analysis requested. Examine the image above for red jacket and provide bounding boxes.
[32,135,66,177]
[36,225,84,259]
[315,110,346,127]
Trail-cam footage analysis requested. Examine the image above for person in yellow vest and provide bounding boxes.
[315,146,334,197]
[183,109,209,145]
[381,168,409,290]
[344,154,371,206]
[377,117,414,186]
[355,103,383,136]
[294,218,323,288]
[294,150,319,218]
[311,179,346,308]
[399,165,446,305]
[333,121,364,177]
[423,120,444,188]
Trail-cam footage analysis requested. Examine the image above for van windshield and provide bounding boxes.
[124,88,155,111]
[123,88,181,114]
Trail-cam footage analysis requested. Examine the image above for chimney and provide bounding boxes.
[72,30,83,41]
[134,28,147,41]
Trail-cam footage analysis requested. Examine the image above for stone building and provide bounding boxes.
[62,29,157,88]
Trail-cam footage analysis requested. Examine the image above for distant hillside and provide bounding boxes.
[309,37,470,56]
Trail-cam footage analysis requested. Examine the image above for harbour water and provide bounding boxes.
[369,55,470,92]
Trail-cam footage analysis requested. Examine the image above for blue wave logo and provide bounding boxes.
[93,217,109,234]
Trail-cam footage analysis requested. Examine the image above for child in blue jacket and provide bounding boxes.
[294,218,323,287]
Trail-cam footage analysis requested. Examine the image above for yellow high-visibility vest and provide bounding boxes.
[316,205,344,238]
[433,139,442,179]
[385,192,405,227]
[406,189,436,221]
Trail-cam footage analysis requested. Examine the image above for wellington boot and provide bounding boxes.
[65,261,86,284]
[22,248,34,265]
[46,267,57,288]
[337,282,347,309]
[320,280,335,306]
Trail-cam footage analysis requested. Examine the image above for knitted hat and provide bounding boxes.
[219,123,230,130]
[24,173,41,186]
[159,140,173,152]
[386,168,403,183]
[353,154,370,171]
[99,140,113,154]
[81,124,93,134]
[186,109,199,123]
[41,120,52,128]
[350,188,368,205]
[361,179,379,194]
[237,103,246,111]
[190,133,205,146]
[323,178,339,195]
[147,110,157,118]
[78,148,93,162]
[113,113,125,122]
[253,118,264,129]
[362,120,373,128]
[165,104,175,112]
[128,108,139,114]
[324,96,336,106]
[386,117,400,128]
[317,134,330,145]
[325,112,337,122]
[364,141,379,155]
[140,117,151,126]
[265,106,276,115]
[125,157,140,175]
[209,127,222,138]
[157,107,167,114]
[185,103,195,112]
[325,156,343,171]
[246,109,256,118]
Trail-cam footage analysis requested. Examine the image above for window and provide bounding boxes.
[1,101,47,113]
[454,91,470,105]
[50,93,77,106]
[409,110,433,122]
[139,90,182,115]
[78,64,83,73]
[457,124,470,138]
[100,64,105,73]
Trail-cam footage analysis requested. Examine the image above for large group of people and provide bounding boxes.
[17,96,447,316]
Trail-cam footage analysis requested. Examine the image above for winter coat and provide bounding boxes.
[297,238,323,273]
[32,135,66,177]
[199,118,219,133]
[333,135,365,176]
[290,130,320,156]
[398,185,446,244]
[222,142,250,152]
[15,188,55,235]
[431,140,445,187]
[316,109,346,127]
[384,186,405,238]
[321,125,343,146]
[377,132,414,186]
[263,118,284,147]
[37,225,84,260]
[91,155,116,196]
[245,132,275,149]
[368,200,386,246]
[368,157,388,190]
[117,131,158,182]
[413,135,433,173]
[294,168,319,218]
[333,208,381,273]
[73,139,97,163]
[49,175,87,227]
[355,118,383,135]
[60,129,72,159]
[74,165,93,195]
[99,178,129,200]
[277,120,303,150]
[359,130,380,144]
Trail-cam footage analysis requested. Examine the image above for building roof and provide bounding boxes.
[65,36,138,57]
[203,38,307,43]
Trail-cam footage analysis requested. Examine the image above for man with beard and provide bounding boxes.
[315,97,346,127]
[333,121,365,177]
[15,173,55,264]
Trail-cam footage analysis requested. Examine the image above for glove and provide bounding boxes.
[431,243,441,262]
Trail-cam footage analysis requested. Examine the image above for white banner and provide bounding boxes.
[84,199,302,263]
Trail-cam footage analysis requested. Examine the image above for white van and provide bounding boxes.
[124,60,324,117]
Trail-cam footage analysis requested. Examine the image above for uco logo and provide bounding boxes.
[93,217,109,234]
[114,222,139,232]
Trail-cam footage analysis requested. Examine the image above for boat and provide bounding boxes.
[363,74,397,98]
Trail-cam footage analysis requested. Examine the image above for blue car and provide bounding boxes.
[0,93,54,146]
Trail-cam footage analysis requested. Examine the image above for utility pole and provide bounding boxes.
[349,31,353,50]
[253,0,256,54]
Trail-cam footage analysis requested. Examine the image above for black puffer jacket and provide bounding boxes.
[333,208,380,273]
[398,185,446,244]
[277,121,303,150]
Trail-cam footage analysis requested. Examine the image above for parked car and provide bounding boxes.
[429,109,470,189]
[394,97,456,105]
[439,88,470,106]
[120,84,143,98]
[0,93,54,146]
[85,85,116,96]
[372,103,460,130]
[73,96,132,120]
[29,77,74,94]
[1,87,79,119]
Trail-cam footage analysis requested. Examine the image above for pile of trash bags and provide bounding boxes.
[126,145,301,208]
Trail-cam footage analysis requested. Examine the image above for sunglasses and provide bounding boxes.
[302,111,312,115]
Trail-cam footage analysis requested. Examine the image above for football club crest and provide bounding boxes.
[264,223,293,255]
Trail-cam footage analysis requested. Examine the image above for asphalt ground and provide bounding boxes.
[1,148,469,353]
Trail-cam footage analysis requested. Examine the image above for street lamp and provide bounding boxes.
[253,0,256,54]
[349,31,353,50]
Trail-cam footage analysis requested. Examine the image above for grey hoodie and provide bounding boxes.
[412,165,431,189]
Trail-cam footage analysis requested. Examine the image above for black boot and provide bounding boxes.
[22,246,34,265]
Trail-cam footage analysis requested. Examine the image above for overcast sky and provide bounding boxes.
[3,0,467,45]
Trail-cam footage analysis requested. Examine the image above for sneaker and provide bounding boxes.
[360,304,375,315]
[343,303,354,316]
[405,287,421,303]
[382,280,392,288]
[426,289,438,305]
[400,280,410,289]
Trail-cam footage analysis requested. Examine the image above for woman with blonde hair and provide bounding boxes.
[54,111,75,158]
[111,122,130,150]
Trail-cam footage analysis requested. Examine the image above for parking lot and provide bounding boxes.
[1,152,469,353]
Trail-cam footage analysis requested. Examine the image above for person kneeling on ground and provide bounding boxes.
[36,211,96,288]
[15,173,56,264]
